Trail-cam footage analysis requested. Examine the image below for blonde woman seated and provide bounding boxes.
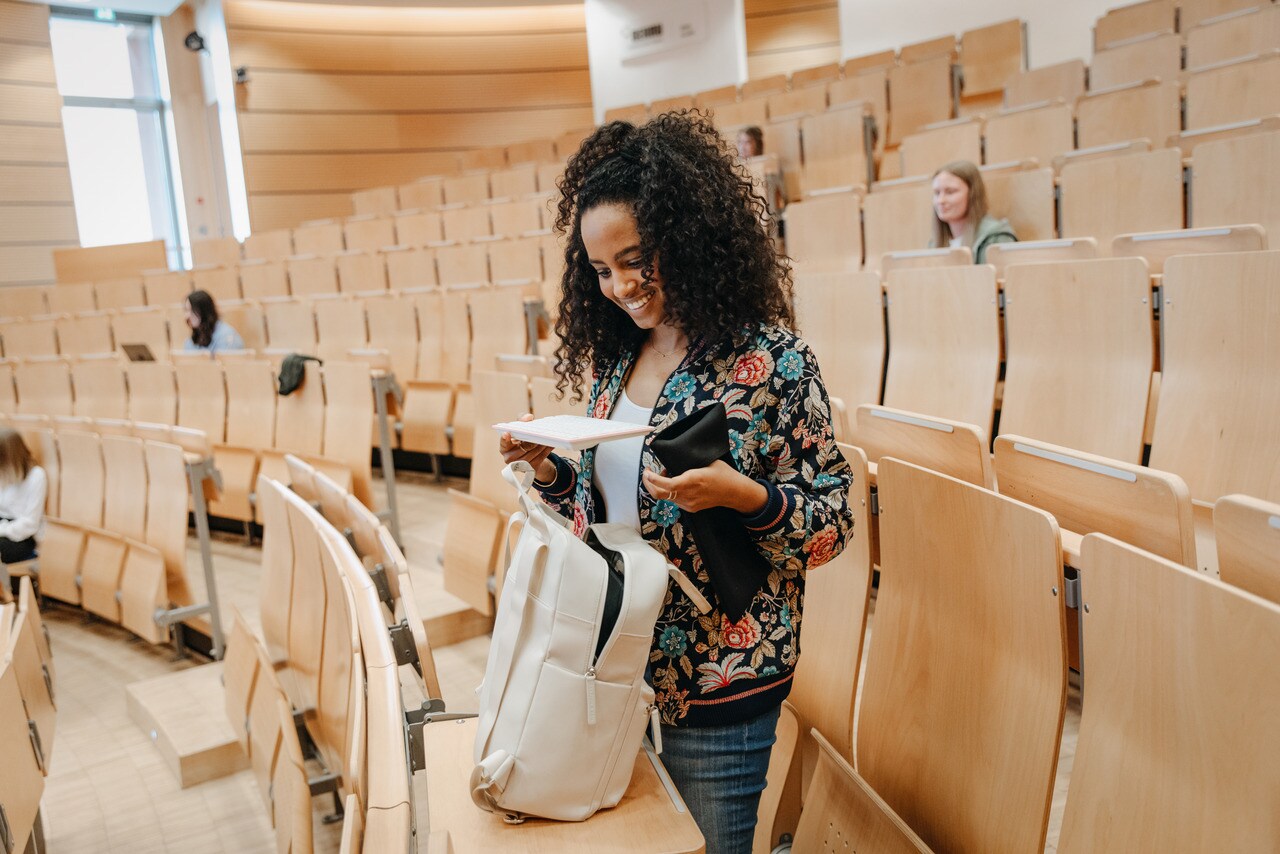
[930,160,1017,264]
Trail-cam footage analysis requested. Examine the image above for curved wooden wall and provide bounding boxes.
[224,0,592,231]
[745,0,842,79]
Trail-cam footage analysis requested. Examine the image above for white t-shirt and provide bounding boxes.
[591,390,654,532]
[949,236,964,248]
[0,465,47,542]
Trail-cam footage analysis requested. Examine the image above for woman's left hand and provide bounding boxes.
[643,460,769,515]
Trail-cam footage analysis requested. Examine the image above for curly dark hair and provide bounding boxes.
[552,110,794,401]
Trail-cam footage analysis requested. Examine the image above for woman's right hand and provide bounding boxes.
[499,413,557,483]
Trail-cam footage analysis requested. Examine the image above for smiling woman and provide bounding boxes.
[929,159,1019,263]
[497,111,854,854]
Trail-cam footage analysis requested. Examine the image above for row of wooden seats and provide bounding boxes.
[19,232,563,321]
[0,276,194,320]
[0,577,55,854]
[793,251,1280,531]
[900,50,1279,177]
[1094,0,1272,46]
[5,423,196,643]
[0,358,371,523]
[787,129,1280,270]
[755,443,1280,852]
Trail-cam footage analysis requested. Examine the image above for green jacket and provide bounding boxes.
[972,214,1017,264]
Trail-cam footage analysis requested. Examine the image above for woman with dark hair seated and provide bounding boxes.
[183,289,244,353]
[498,111,853,853]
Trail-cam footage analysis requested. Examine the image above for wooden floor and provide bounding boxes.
[37,469,1080,852]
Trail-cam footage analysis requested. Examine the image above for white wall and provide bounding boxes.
[838,0,1118,70]
[584,0,747,123]
[192,0,250,240]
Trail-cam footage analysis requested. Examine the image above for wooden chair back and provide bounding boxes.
[793,272,885,431]
[879,246,972,276]
[437,243,489,289]
[365,293,420,383]
[886,55,955,144]
[800,102,873,195]
[1214,493,1280,604]
[94,277,146,311]
[174,361,227,443]
[782,191,863,273]
[1003,59,1085,108]
[335,252,388,294]
[125,361,177,425]
[854,404,993,487]
[55,312,114,356]
[223,361,276,449]
[274,359,324,456]
[293,221,344,256]
[1061,533,1280,852]
[899,117,982,177]
[46,282,96,314]
[322,361,374,507]
[0,657,44,854]
[102,434,148,541]
[343,217,396,255]
[4,318,58,358]
[985,237,1098,278]
[392,211,444,248]
[55,429,104,528]
[112,308,172,362]
[15,359,72,417]
[1185,51,1280,131]
[70,359,128,420]
[1112,224,1267,272]
[1094,0,1176,49]
[1191,129,1280,241]
[859,458,1066,854]
[1090,32,1181,91]
[1186,4,1280,67]
[1075,79,1181,149]
[1059,147,1184,252]
[960,18,1025,97]
[143,440,193,607]
[862,181,934,271]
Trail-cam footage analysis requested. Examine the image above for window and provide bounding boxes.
[49,10,187,267]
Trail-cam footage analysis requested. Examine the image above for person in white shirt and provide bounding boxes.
[0,428,45,567]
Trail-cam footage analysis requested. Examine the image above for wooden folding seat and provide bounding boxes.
[441,205,492,244]
[1090,31,1182,91]
[5,599,56,769]
[1183,0,1264,28]
[322,361,375,508]
[469,287,528,376]
[1185,4,1280,67]
[286,254,339,297]
[882,265,1001,436]
[798,102,873,195]
[983,164,1056,242]
[1001,257,1155,461]
[312,522,359,783]
[142,270,192,307]
[766,86,827,122]
[960,19,1025,103]
[438,487,503,614]
[880,246,972,276]
[459,144,507,172]
[284,453,319,511]
[489,199,543,240]
[1060,534,1280,853]
[243,228,293,261]
[1149,251,1280,505]
[352,186,398,216]
[245,640,285,811]
[272,695,314,854]
[442,172,489,207]
[191,236,243,268]
[410,290,447,382]
[15,359,73,417]
[984,102,1074,167]
[1214,493,1280,604]
[1059,148,1184,251]
[1191,129,1280,239]
[93,277,146,311]
[125,361,176,425]
[363,293,418,383]
[55,311,114,356]
[853,404,993,487]
[190,265,241,302]
[80,527,128,622]
[899,117,982,178]
[1076,79,1181,149]
[694,83,738,107]
[1094,0,1176,49]
[756,444,877,849]
[275,483,327,714]
[210,361,275,523]
[46,282,96,314]
[488,237,544,286]
[254,475,295,693]
[144,439,194,607]
[237,259,289,301]
[859,458,1066,854]
[467,370,529,514]
[70,359,127,420]
[270,358,324,461]
[293,220,345,256]
[742,73,789,99]
[1112,224,1267,272]
[397,177,444,211]
[221,608,260,753]
[38,519,84,605]
[54,429,104,529]
[536,160,565,194]
[437,242,489,289]
[3,318,58,358]
[783,191,863,273]
[488,163,538,200]
[601,102,648,124]
[506,138,557,165]
[0,656,45,854]
[311,468,351,537]
[101,434,148,542]
[335,252,388,295]
[0,285,48,318]
[785,724,931,854]
[711,96,770,130]
[994,435,1196,568]
[861,181,934,272]
[117,539,168,643]
[173,361,227,443]
[313,296,367,365]
[887,55,955,145]
[29,427,59,517]
[1003,59,1085,109]
[343,215,396,254]
[1184,52,1280,131]
[986,238,1099,277]
[825,70,888,149]
[262,298,317,354]
[383,245,437,290]
[391,210,443,251]
[0,364,13,417]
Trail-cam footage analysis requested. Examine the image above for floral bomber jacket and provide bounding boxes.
[534,324,855,728]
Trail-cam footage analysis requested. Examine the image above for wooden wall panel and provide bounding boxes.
[226,0,591,233]
[744,1,841,80]
[1,0,77,286]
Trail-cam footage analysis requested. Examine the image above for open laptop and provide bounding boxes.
[121,343,156,362]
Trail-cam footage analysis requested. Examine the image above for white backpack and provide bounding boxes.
[471,461,674,823]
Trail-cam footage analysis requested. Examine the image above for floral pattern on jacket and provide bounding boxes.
[534,324,854,727]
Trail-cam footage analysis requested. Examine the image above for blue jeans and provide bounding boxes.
[659,705,781,854]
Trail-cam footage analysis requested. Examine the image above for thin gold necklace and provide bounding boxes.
[646,336,685,358]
